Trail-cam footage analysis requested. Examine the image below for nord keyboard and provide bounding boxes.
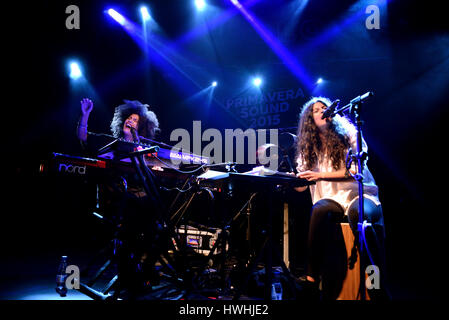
[96,138,209,169]
[40,152,197,184]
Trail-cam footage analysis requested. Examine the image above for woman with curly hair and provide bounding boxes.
[76,98,162,297]
[294,97,387,300]
[78,98,159,145]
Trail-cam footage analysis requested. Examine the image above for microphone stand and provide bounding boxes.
[129,128,165,221]
[330,91,373,300]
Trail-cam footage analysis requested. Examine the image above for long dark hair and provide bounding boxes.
[110,100,160,139]
[295,97,355,170]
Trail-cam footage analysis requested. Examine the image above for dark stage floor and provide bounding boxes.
[0,243,437,301]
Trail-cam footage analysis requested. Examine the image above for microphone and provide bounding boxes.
[350,91,373,105]
[321,99,340,119]
[126,124,140,143]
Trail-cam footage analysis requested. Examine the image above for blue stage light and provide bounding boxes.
[69,62,82,80]
[253,77,262,87]
[107,9,125,25]
[195,0,206,11]
[212,81,217,87]
[316,77,323,84]
[140,6,151,21]
[230,0,314,91]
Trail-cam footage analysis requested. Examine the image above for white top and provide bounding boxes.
[296,131,380,215]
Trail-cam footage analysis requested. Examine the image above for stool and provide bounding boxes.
[337,223,370,300]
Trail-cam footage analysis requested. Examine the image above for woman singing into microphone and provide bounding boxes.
[294,96,388,300]
[76,98,162,297]
[77,98,159,149]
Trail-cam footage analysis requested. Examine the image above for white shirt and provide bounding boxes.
[296,131,380,215]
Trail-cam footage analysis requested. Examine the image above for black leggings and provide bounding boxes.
[306,198,387,300]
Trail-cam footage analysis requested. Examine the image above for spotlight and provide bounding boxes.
[107,8,125,25]
[316,77,323,84]
[212,81,217,87]
[195,0,206,11]
[253,77,262,87]
[231,0,241,7]
[140,6,151,21]
[69,62,82,80]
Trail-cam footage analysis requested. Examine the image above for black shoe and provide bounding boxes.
[294,276,321,301]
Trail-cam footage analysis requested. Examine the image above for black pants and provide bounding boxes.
[306,198,388,300]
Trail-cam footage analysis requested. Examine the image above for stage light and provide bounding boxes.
[253,77,262,87]
[140,6,151,21]
[230,0,314,91]
[69,62,82,80]
[212,81,217,87]
[195,0,206,11]
[107,8,125,25]
[316,77,323,84]
[230,0,242,8]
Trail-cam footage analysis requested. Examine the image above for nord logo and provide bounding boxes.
[59,163,86,175]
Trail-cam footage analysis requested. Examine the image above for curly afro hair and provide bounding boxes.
[110,100,160,139]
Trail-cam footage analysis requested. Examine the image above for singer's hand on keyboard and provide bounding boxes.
[297,170,322,181]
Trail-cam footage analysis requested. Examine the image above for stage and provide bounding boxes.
[2,0,448,306]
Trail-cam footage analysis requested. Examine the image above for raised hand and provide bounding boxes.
[78,98,93,142]
[80,98,93,115]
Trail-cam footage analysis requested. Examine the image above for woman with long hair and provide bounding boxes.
[294,97,387,300]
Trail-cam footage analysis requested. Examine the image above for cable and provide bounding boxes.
[361,221,376,267]
[357,220,383,298]
[160,184,194,193]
